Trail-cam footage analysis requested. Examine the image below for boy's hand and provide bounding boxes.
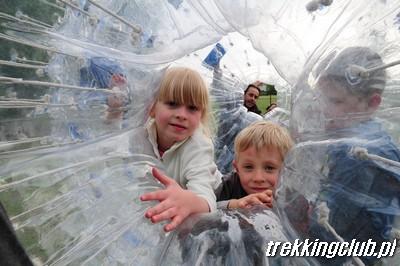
[228,190,273,209]
[140,168,209,232]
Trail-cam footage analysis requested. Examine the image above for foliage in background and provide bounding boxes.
[0,0,63,118]
[257,95,277,115]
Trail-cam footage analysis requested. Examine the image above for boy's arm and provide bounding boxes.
[227,191,273,209]
[216,200,230,209]
[215,173,274,209]
[215,173,242,209]
[140,168,209,232]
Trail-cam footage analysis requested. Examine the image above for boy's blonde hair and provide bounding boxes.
[234,121,294,160]
[154,67,211,134]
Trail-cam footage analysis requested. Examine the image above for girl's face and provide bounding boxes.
[150,100,202,151]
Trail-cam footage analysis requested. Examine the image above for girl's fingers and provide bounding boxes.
[144,199,171,218]
[140,189,167,201]
[152,167,175,186]
[164,214,184,232]
[150,207,176,223]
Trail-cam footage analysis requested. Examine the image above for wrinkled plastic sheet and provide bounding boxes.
[1,0,400,265]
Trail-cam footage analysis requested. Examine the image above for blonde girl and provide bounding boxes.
[140,67,221,232]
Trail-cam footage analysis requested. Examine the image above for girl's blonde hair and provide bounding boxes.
[234,121,294,160]
[154,67,212,136]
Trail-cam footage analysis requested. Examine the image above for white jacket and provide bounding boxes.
[130,119,222,211]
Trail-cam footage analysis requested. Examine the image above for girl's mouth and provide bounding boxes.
[170,123,187,130]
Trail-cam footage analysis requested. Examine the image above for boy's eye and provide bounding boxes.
[243,165,254,170]
[264,165,276,172]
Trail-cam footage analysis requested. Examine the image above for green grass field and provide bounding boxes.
[257,95,277,115]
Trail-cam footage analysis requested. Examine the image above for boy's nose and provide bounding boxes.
[253,170,265,182]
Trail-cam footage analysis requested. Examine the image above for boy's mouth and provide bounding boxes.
[251,187,269,192]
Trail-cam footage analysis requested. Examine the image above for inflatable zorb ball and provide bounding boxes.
[276,47,400,266]
[158,206,307,266]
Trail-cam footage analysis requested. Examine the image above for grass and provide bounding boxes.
[257,95,277,115]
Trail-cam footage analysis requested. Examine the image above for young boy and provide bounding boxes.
[308,46,400,265]
[215,120,294,209]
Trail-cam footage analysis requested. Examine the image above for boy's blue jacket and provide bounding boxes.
[310,120,400,265]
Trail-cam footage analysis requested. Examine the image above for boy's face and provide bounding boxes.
[234,145,282,195]
[317,79,370,130]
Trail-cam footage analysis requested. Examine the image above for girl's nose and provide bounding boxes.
[175,106,188,119]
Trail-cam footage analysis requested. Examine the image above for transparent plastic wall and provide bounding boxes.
[0,0,400,265]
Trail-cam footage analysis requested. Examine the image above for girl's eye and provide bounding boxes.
[166,101,178,107]
[188,105,199,112]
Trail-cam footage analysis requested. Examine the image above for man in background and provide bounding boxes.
[244,83,262,115]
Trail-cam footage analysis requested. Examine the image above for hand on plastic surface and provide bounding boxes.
[140,168,209,232]
[107,93,124,109]
[228,190,273,209]
[106,87,128,120]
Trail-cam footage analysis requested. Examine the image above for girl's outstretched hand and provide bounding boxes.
[140,168,209,232]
